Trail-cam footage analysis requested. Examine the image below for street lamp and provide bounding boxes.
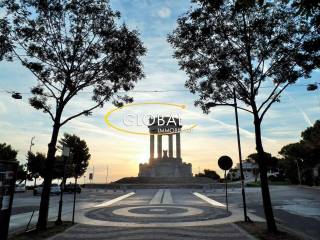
[296,158,303,185]
[206,88,250,222]
[11,92,22,99]
[25,136,35,186]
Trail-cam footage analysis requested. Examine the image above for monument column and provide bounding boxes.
[176,133,181,159]
[168,134,173,158]
[150,135,154,160]
[157,135,162,159]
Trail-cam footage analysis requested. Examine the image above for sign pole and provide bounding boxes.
[72,176,78,224]
[218,156,233,213]
[225,170,228,212]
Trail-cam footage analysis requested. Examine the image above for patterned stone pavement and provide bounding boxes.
[51,224,252,240]
[50,189,256,240]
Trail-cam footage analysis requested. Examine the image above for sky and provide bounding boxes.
[0,0,319,183]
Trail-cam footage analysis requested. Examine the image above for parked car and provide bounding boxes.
[15,183,26,193]
[64,184,81,193]
[34,184,61,196]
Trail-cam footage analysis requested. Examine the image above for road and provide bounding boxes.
[9,189,123,234]
[205,185,320,240]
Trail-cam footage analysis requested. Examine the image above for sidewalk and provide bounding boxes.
[48,223,256,240]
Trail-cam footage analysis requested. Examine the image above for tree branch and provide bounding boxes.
[59,98,107,126]
[259,82,290,121]
[43,107,55,122]
[258,82,281,112]
[206,102,253,113]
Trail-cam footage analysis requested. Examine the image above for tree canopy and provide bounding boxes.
[0,0,146,229]
[27,151,46,179]
[195,169,220,180]
[168,0,320,232]
[246,152,279,169]
[0,142,18,161]
[168,0,319,120]
[1,0,146,122]
[280,120,320,169]
[57,133,91,179]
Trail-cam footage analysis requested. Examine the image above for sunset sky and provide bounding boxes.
[1,0,319,183]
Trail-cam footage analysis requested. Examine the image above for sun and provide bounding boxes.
[137,151,149,164]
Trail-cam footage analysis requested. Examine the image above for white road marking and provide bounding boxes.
[149,189,164,205]
[94,192,135,208]
[163,189,173,204]
[193,192,226,207]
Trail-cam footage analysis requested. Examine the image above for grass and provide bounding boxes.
[9,221,73,240]
[236,222,303,240]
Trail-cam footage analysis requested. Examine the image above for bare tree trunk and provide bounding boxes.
[37,109,62,230]
[254,114,277,232]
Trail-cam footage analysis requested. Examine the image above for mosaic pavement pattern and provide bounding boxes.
[50,189,253,240]
[85,204,231,223]
[52,224,251,240]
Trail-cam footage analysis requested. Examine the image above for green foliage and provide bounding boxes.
[0,142,27,182]
[168,0,319,119]
[1,0,145,228]
[1,0,146,124]
[279,120,320,184]
[0,142,18,161]
[168,0,320,231]
[247,152,279,169]
[27,151,46,179]
[58,133,91,178]
[280,120,320,167]
[195,169,220,180]
[16,163,27,182]
[27,133,90,180]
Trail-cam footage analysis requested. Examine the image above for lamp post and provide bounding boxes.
[233,88,250,222]
[296,159,303,185]
[206,91,250,221]
[25,136,35,186]
[55,145,70,225]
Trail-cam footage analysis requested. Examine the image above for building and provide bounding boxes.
[138,117,192,177]
[228,160,259,181]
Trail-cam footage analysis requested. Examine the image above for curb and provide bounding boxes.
[46,223,79,240]
[231,223,258,240]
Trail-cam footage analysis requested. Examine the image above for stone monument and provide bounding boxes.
[138,117,192,177]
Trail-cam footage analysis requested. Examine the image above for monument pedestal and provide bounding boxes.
[138,117,192,178]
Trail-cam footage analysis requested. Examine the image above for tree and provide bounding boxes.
[247,152,280,182]
[16,164,27,183]
[0,142,26,182]
[301,120,320,164]
[168,0,319,232]
[0,0,146,229]
[0,143,18,161]
[52,133,90,181]
[27,152,46,186]
[247,152,279,169]
[195,169,220,180]
[58,133,91,179]
[279,120,320,185]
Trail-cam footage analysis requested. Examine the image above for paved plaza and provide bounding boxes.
[9,186,320,240]
[49,189,256,240]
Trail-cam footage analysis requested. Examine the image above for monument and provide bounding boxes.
[138,117,192,177]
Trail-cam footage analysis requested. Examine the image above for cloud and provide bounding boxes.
[157,7,171,18]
